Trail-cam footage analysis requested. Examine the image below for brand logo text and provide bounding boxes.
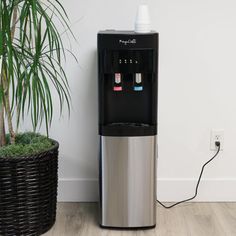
[119,39,136,45]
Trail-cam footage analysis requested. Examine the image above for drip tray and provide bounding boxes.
[107,122,150,127]
[101,122,156,136]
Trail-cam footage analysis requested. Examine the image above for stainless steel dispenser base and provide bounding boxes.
[99,136,156,228]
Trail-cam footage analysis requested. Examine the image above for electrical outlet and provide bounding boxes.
[210,129,224,150]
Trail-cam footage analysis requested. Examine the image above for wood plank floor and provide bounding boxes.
[43,203,236,236]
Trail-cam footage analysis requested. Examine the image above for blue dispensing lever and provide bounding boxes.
[134,86,143,91]
[134,73,143,91]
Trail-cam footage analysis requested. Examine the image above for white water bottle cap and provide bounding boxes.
[135,5,151,33]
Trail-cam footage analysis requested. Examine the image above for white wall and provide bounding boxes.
[41,0,236,201]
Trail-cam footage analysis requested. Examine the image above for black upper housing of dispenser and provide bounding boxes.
[98,30,158,136]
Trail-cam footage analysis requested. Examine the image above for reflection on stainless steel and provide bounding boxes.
[99,136,156,228]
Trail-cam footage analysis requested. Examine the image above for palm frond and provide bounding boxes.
[1,0,73,136]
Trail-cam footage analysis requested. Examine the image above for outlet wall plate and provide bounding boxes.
[210,129,224,150]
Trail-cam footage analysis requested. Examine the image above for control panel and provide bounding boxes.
[103,49,155,73]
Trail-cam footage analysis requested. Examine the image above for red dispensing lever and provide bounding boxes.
[113,73,122,91]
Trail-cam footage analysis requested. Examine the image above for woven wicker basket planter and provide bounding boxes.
[0,140,59,236]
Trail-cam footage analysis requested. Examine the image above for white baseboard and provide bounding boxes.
[58,178,236,202]
[157,178,236,202]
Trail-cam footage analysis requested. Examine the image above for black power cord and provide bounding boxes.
[157,141,221,209]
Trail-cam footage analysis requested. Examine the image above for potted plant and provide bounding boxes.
[0,0,73,235]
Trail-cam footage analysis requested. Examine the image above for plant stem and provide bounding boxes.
[2,6,19,145]
[5,88,15,144]
[0,17,6,146]
[2,67,15,144]
[11,6,18,39]
[0,59,5,146]
[0,102,6,146]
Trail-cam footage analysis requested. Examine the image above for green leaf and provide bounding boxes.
[0,31,3,56]
[0,86,4,104]
[1,0,76,136]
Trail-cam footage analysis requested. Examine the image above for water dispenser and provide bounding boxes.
[98,30,158,228]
